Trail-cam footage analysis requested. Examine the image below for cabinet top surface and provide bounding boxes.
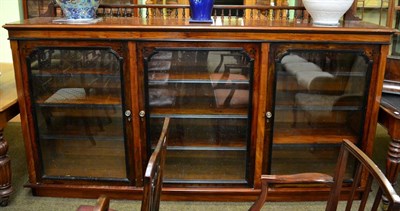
[3,17,396,42]
[4,17,395,32]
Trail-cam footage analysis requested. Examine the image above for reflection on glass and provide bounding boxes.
[145,49,253,184]
[393,33,400,56]
[394,10,400,55]
[271,50,370,175]
[28,48,127,179]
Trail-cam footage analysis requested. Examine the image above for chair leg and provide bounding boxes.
[249,181,269,211]
[0,128,13,207]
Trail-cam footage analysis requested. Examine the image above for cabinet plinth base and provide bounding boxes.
[25,183,360,202]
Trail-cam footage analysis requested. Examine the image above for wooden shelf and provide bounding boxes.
[33,76,121,90]
[36,88,122,105]
[165,137,247,149]
[149,117,248,150]
[273,123,358,144]
[150,107,248,117]
[41,139,127,179]
[31,67,118,76]
[37,117,124,141]
[149,72,249,84]
[164,150,246,182]
[271,144,339,175]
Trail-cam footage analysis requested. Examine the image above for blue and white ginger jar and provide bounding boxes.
[55,0,100,20]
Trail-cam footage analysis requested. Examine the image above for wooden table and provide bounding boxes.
[0,63,19,206]
[378,93,400,195]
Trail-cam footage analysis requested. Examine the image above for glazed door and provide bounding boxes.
[24,42,133,184]
[140,42,258,186]
[268,43,377,176]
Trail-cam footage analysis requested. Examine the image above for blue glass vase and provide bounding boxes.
[189,0,214,23]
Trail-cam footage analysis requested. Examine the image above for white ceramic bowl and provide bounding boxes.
[303,0,354,26]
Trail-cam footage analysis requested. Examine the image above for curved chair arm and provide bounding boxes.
[76,195,110,211]
[249,173,333,211]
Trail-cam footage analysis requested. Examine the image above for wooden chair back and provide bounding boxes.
[326,139,400,211]
[210,52,252,108]
[250,139,400,211]
[141,117,170,211]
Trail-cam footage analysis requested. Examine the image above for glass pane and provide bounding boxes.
[28,48,127,179]
[390,10,400,56]
[25,0,54,18]
[271,50,370,175]
[145,49,252,184]
[149,118,247,182]
[393,33,400,56]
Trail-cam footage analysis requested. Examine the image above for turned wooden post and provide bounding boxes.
[387,138,400,185]
[378,96,400,208]
[0,128,12,207]
[0,63,19,206]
